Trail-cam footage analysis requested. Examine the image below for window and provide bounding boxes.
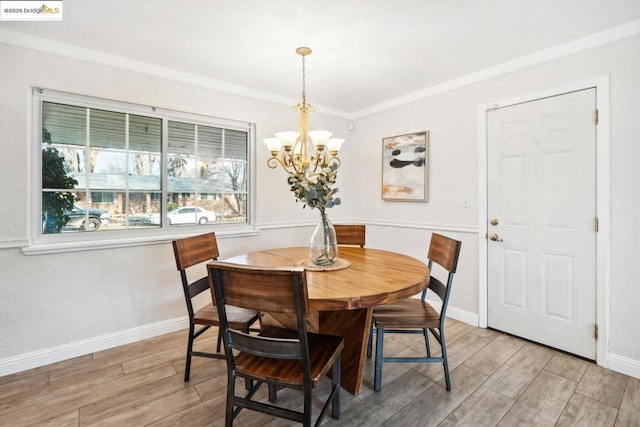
[35,89,252,243]
[91,192,115,203]
[166,121,248,225]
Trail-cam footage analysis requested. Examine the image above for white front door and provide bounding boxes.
[487,88,597,359]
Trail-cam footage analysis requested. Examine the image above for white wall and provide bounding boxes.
[0,42,352,373]
[1,33,639,379]
[351,35,640,377]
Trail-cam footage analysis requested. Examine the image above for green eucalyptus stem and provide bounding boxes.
[314,208,333,265]
[287,163,341,265]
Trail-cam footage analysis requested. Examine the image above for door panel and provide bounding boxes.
[502,155,528,225]
[487,88,596,359]
[502,248,528,310]
[543,252,574,321]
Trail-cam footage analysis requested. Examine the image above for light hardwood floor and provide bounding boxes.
[1,318,638,426]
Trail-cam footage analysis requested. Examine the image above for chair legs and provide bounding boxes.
[373,329,384,392]
[440,331,451,391]
[332,354,341,419]
[371,325,451,392]
[225,356,341,426]
[303,388,312,426]
[184,323,196,382]
[268,384,277,403]
[423,328,431,357]
[185,323,224,382]
[186,324,256,393]
[225,372,236,427]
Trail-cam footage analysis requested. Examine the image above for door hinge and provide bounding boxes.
[594,324,599,340]
[594,217,599,232]
[594,109,599,125]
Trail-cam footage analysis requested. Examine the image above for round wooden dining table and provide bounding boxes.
[219,246,430,395]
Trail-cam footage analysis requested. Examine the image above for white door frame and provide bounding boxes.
[478,76,610,367]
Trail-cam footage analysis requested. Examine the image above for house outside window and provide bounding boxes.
[35,89,252,242]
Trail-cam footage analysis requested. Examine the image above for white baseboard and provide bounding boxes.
[424,296,479,327]
[607,352,640,380]
[6,309,637,382]
[1,303,479,378]
[0,316,188,377]
[445,306,480,327]
[444,305,640,381]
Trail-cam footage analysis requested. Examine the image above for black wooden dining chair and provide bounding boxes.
[368,233,461,391]
[335,224,366,247]
[172,232,259,382]
[208,262,344,427]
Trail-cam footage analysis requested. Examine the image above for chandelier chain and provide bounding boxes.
[301,54,307,107]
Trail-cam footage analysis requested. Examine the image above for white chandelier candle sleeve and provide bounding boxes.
[308,130,333,150]
[263,137,282,155]
[326,138,344,156]
[274,131,298,151]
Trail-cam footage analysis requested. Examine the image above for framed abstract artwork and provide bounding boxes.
[381,131,429,201]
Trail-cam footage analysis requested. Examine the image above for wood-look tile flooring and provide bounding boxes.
[1,318,638,426]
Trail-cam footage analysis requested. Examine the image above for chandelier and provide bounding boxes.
[263,47,344,175]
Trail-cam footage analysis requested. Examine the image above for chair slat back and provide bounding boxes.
[426,276,447,302]
[427,233,461,273]
[208,262,309,316]
[422,233,462,321]
[208,262,311,364]
[173,233,221,311]
[230,330,302,359]
[188,277,210,299]
[172,232,219,271]
[335,224,366,247]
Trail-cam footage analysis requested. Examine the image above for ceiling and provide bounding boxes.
[2,0,640,116]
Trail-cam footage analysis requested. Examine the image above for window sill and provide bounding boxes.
[22,227,260,255]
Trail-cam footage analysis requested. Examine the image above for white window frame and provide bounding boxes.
[26,88,257,255]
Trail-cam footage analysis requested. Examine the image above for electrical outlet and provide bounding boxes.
[462,197,470,208]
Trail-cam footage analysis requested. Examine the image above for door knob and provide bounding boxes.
[489,233,503,242]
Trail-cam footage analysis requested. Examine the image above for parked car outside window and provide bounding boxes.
[63,204,110,231]
[149,206,216,226]
[168,206,216,225]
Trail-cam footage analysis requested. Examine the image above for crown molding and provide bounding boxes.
[2,19,639,120]
[0,28,350,119]
[350,19,640,118]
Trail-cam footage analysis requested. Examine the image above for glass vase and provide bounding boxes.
[309,211,338,266]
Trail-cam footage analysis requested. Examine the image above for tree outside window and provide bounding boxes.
[42,128,77,233]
